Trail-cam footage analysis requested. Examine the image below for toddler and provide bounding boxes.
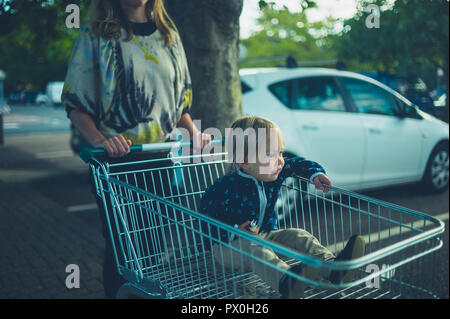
[200,116,365,298]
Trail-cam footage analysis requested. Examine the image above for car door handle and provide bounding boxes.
[302,124,319,131]
[368,127,382,134]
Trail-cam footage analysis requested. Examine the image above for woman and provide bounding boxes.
[62,0,210,297]
[63,0,210,155]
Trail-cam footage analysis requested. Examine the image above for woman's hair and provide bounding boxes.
[88,0,178,46]
[226,116,285,168]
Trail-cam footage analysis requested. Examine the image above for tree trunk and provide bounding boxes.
[165,0,243,133]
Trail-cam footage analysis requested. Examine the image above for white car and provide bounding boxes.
[240,68,449,194]
[45,81,64,105]
[35,93,49,105]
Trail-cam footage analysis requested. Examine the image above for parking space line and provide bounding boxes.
[36,150,74,159]
[362,211,448,242]
[328,212,448,251]
[4,122,20,130]
[67,203,98,213]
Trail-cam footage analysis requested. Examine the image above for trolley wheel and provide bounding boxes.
[422,141,449,193]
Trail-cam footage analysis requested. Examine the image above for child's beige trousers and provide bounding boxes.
[212,228,335,292]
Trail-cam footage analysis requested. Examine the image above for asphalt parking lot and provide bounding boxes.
[0,106,448,299]
[0,131,447,299]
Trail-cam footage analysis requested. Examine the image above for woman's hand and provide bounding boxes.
[312,174,333,193]
[97,135,132,158]
[192,128,212,153]
[176,113,211,153]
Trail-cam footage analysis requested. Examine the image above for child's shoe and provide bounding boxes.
[329,234,365,284]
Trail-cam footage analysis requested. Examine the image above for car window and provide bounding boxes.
[241,80,252,94]
[341,77,399,116]
[292,77,346,112]
[268,80,292,108]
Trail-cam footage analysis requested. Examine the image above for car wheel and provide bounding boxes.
[276,178,297,223]
[422,141,449,193]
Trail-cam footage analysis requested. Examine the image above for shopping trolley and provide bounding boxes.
[81,140,445,299]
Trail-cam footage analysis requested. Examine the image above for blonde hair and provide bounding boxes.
[226,116,285,168]
[88,0,178,46]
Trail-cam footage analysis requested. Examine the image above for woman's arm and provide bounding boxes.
[62,27,130,157]
[69,109,131,157]
[176,112,197,136]
[176,112,211,150]
[68,109,105,147]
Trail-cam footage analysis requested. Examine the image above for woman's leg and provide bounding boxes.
[89,152,173,298]
[90,169,126,299]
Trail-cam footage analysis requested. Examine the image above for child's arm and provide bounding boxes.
[200,179,260,241]
[281,156,326,179]
[311,173,332,193]
[200,186,230,243]
[200,185,223,221]
[281,157,332,192]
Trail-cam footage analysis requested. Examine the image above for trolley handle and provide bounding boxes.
[80,138,224,163]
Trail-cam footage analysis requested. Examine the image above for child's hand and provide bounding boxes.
[313,174,332,193]
[238,220,259,235]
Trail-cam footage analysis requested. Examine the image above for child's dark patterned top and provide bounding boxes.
[200,157,326,243]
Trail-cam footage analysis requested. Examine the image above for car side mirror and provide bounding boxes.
[396,102,421,119]
[395,98,418,118]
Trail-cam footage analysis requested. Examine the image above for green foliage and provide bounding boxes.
[258,0,316,11]
[0,0,87,93]
[243,0,448,94]
[240,1,339,68]
[332,0,449,88]
[1,0,448,99]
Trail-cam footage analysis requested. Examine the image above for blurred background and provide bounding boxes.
[0,0,448,299]
[239,0,449,121]
[0,0,448,116]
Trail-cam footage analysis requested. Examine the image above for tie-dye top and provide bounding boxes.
[62,21,192,152]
